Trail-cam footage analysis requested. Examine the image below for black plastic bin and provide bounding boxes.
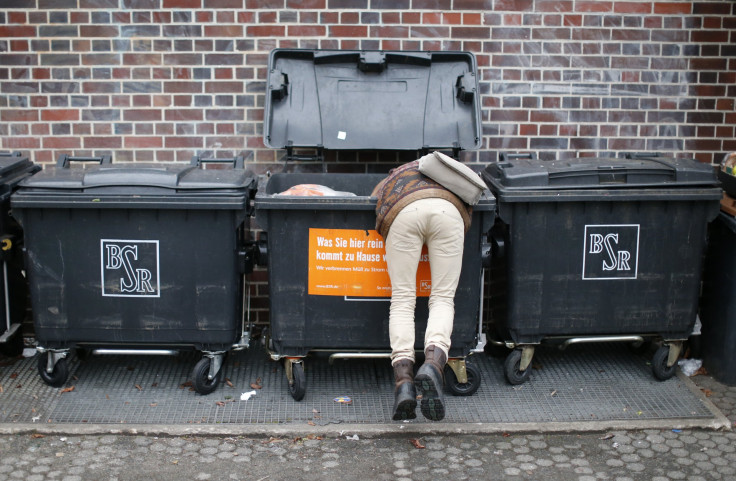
[482,153,721,385]
[10,155,257,394]
[0,152,40,357]
[699,210,736,386]
[256,48,494,401]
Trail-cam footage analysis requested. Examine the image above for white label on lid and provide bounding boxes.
[337,131,347,140]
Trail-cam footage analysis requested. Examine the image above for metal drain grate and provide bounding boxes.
[0,343,715,426]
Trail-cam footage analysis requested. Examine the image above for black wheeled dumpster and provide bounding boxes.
[11,155,257,394]
[699,192,736,386]
[255,49,495,401]
[482,153,721,385]
[0,152,39,358]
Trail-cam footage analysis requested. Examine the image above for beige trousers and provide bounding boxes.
[385,197,465,365]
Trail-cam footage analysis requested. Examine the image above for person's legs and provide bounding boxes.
[424,198,465,355]
[385,202,423,365]
[385,202,424,420]
[413,198,465,421]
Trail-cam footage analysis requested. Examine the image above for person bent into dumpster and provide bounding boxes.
[372,155,471,421]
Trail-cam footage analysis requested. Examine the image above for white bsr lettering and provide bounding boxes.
[588,233,631,272]
[105,245,155,293]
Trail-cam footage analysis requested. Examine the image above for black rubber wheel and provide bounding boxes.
[192,357,221,395]
[444,362,481,396]
[504,349,531,385]
[0,330,24,358]
[652,345,677,381]
[37,353,69,388]
[288,361,306,401]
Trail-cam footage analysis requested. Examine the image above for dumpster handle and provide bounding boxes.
[56,154,112,168]
[190,155,246,169]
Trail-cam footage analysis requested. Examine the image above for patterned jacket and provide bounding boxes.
[372,160,472,239]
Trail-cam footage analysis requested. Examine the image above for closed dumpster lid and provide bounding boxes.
[264,49,481,152]
[12,155,256,210]
[0,153,40,196]
[483,154,718,191]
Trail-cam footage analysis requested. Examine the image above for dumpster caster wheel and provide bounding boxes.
[192,357,221,395]
[504,349,531,385]
[287,361,306,401]
[37,353,68,388]
[444,362,481,396]
[652,345,677,381]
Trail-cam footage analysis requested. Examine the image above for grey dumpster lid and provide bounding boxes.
[12,156,256,210]
[0,154,39,194]
[264,49,481,152]
[483,155,719,191]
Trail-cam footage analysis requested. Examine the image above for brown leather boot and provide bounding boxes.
[392,359,417,421]
[414,345,447,421]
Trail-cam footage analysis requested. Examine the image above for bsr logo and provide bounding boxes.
[587,233,632,271]
[582,225,639,280]
[101,240,160,297]
[105,245,155,293]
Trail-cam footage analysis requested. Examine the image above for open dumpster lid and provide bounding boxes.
[12,155,256,210]
[264,49,481,153]
[483,155,719,191]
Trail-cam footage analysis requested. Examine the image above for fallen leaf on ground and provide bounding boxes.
[60,386,75,394]
[0,385,3,393]
[216,401,225,407]
[410,439,425,449]
[30,433,45,439]
[225,378,234,388]
[179,381,193,389]
[151,382,158,387]
[600,434,614,440]
[694,366,708,377]
[135,385,142,391]
[250,382,262,390]
[307,421,316,426]
[701,388,713,397]
[150,403,157,407]
[9,372,18,379]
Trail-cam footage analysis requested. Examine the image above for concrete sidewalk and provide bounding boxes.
[0,368,733,481]
[1,342,735,481]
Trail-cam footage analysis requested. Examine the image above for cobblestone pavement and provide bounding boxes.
[0,373,734,481]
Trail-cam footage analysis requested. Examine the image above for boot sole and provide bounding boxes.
[392,398,417,421]
[415,373,445,421]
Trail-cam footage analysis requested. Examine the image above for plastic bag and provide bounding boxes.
[276,184,357,197]
[677,358,702,377]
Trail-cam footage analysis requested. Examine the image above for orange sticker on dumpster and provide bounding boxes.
[308,228,431,297]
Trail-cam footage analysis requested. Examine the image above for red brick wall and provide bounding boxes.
[1,0,735,328]
[1,0,734,167]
